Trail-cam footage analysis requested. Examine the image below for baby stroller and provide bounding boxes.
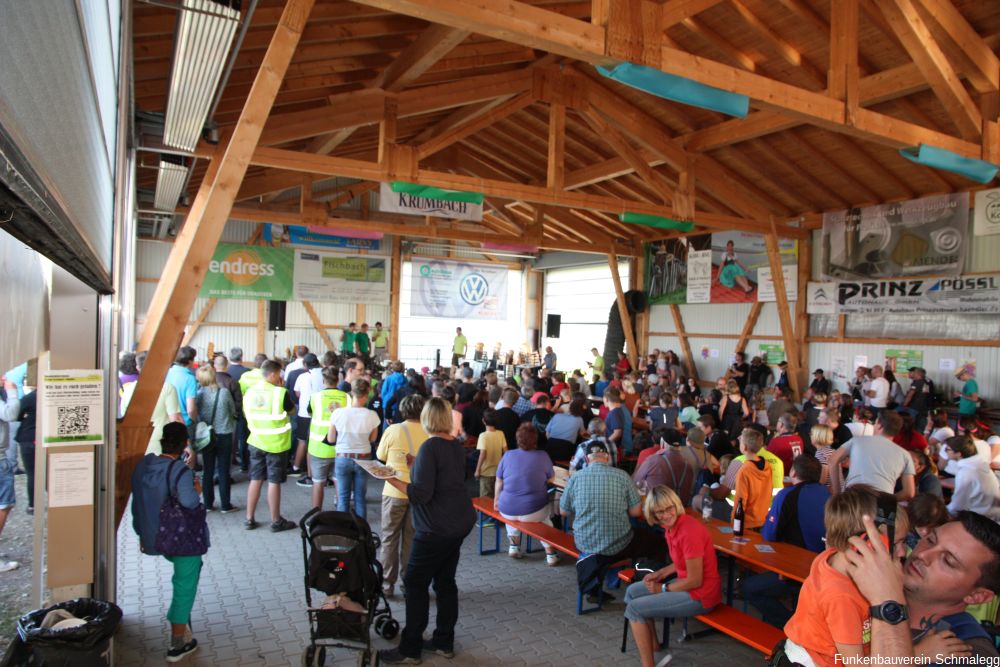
[299,508,398,667]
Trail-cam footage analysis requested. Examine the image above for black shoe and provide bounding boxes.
[296,476,313,487]
[270,517,296,532]
[166,637,198,662]
[13,468,24,476]
[585,591,615,605]
[422,640,455,659]
[378,648,422,664]
[326,478,335,487]
[220,505,240,514]
[289,467,305,477]
[244,518,258,530]
[26,507,33,515]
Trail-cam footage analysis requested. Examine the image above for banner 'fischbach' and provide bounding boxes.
[410,258,508,320]
[829,274,1000,315]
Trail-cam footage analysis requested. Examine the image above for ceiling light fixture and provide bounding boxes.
[153,159,189,211]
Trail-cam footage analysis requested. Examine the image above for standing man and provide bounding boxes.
[543,346,557,372]
[866,365,890,415]
[902,366,931,433]
[356,323,372,362]
[338,359,365,394]
[341,323,358,357]
[0,377,21,572]
[587,348,604,376]
[451,327,467,368]
[372,322,389,366]
[236,354,267,472]
[775,360,789,392]
[292,354,323,485]
[603,388,633,456]
[227,347,249,383]
[955,367,980,418]
[166,346,199,460]
[243,360,296,532]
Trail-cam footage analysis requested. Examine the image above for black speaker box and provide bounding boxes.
[546,313,561,338]
[268,301,286,331]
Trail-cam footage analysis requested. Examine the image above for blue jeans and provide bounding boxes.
[743,571,799,628]
[623,581,713,622]
[202,433,233,510]
[334,457,368,519]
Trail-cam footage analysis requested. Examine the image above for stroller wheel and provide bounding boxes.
[302,646,325,667]
[301,647,314,667]
[373,614,387,637]
[357,650,372,667]
[381,618,399,640]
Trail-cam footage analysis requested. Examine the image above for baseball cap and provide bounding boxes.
[813,368,824,374]
[907,366,921,372]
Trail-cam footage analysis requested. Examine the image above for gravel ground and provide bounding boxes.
[0,474,35,657]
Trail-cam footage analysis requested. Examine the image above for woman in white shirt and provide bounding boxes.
[925,411,955,460]
[328,378,381,520]
[945,435,1000,521]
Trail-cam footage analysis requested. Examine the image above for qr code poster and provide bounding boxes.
[42,370,105,446]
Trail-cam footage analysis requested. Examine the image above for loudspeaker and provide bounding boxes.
[268,301,286,331]
[546,313,561,338]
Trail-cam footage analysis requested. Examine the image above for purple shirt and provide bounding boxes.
[496,449,554,516]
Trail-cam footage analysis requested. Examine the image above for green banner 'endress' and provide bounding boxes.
[200,244,294,300]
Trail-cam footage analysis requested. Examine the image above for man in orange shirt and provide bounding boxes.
[734,428,772,530]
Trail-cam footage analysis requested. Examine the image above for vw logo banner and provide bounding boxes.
[410,259,508,319]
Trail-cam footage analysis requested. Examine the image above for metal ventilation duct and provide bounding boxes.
[154,159,189,211]
[162,0,240,151]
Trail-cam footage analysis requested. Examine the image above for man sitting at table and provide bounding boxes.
[631,430,698,507]
[828,410,916,501]
[767,413,804,473]
[560,441,666,604]
[743,455,829,627]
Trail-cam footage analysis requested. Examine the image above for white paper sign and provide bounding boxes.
[41,370,105,446]
[853,355,869,371]
[974,188,1000,237]
[686,249,712,304]
[710,349,720,358]
[48,452,94,507]
[831,356,849,389]
[939,358,956,372]
[806,282,838,314]
[757,264,798,302]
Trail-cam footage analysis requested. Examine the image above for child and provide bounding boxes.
[905,493,948,550]
[475,409,507,497]
[781,485,909,666]
[734,428,772,530]
[753,392,769,429]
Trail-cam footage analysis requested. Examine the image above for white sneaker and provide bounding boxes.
[0,561,19,573]
[507,545,523,559]
[655,653,673,667]
[545,553,560,566]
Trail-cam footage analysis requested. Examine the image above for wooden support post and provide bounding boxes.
[389,236,401,360]
[256,301,267,353]
[765,218,801,401]
[548,103,565,189]
[794,235,811,390]
[303,301,336,350]
[735,301,763,355]
[631,243,649,355]
[181,298,217,346]
[669,304,699,383]
[608,251,638,369]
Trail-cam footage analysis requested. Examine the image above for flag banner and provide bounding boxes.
[409,258,508,319]
[710,231,798,303]
[807,275,1000,315]
[821,192,968,279]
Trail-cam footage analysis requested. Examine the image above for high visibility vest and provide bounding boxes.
[308,389,349,458]
[244,382,291,453]
[239,368,264,396]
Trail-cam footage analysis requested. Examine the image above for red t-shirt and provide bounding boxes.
[665,514,722,609]
[550,382,568,398]
[767,433,804,472]
[636,446,662,469]
[893,431,928,452]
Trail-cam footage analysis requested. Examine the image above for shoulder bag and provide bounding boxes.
[154,459,210,557]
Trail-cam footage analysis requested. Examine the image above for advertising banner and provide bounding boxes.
[293,249,390,305]
[709,231,797,303]
[200,244,293,300]
[806,281,838,314]
[379,182,483,222]
[885,349,923,373]
[410,258,508,320]
[263,223,382,250]
[835,275,1000,315]
[974,188,1000,237]
[821,192,968,280]
[686,248,712,304]
[757,265,798,303]
[758,344,785,364]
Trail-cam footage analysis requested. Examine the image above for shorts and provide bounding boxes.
[295,416,311,442]
[0,459,15,509]
[248,446,288,484]
[451,353,462,367]
[309,454,335,482]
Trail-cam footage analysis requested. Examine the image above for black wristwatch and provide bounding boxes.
[870,600,909,625]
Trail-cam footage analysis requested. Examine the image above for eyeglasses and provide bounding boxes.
[653,507,678,517]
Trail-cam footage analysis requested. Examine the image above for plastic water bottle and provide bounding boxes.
[701,486,712,522]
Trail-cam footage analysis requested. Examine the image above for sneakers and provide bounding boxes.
[655,653,673,667]
[0,561,19,573]
[545,552,560,567]
[296,476,313,487]
[243,518,258,530]
[289,467,306,477]
[378,648,422,664]
[270,517,296,533]
[220,505,240,514]
[166,632,198,662]
[382,583,395,597]
[507,545,523,559]
[422,640,455,659]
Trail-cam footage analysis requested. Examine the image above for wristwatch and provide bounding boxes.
[870,601,909,625]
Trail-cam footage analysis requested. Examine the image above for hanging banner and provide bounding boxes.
[410,258,508,319]
[686,247,712,304]
[757,265,798,302]
[379,182,483,222]
[821,192,968,280]
[974,188,1000,237]
[293,249,390,305]
[758,344,785,364]
[806,281,838,314]
[710,231,797,303]
[263,224,382,250]
[885,349,923,373]
[41,370,105,446]
[835,275,1000,315]
[200,244,293,300]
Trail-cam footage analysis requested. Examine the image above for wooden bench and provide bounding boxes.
[617,569,785,655]
[471,496,627,614]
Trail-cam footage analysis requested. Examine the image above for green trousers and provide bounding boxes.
[163,555,202,625]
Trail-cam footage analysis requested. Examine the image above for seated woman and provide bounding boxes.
[624,486,721,667]
[893,412,928,452]
[495,423,559,566]
[545,398,587,462]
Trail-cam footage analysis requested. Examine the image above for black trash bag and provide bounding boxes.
[17,598,122,649]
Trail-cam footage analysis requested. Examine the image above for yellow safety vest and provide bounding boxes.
[308,389,349,458]
[238,368,264,396]
[244,382,291,453]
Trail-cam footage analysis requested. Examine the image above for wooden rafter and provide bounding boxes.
[765,221,801,401]
[678,15,758,72]
[608,251,639,369]
[303,301,337,350]
[415,91,535,160]
[181,298,217,346]
[547,102,566,189]
[828,0,859,103]
[662,0,725,29]
[580,105,673,203]
[727,0,825,88]
[914,0,999,94]
[669,305,699,383]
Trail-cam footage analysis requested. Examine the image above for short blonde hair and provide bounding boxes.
[740,428,764,453]
[421,397,454,435]
[726,380,740,394]
[196,365,217,388]
[810,424,834,448]
[825,484,909,551]
[643,485,685,525]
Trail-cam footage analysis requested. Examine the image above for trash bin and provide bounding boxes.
[16,598,122,667]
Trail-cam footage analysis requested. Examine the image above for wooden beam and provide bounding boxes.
[302,301,336,351]
[808,336,1000,348]
[606,0,664,67]
[580,105,673,203]
[608,251,639,369]
[728,0,825,88]
[181,298,217,346]
[415,91,535,160]
[794,235,811,391]
[662,0,724,28]
[765,219,801,401]
[119,0,316,526]
[828,0,858,102]
[679,15,758,72]
[371,24,471,91]
[388,235,401,360]
[879,0,982,140]
[257,300,266,353]
[547,102,566,189]
[735,301,763,355]
[669,304,699,383]
[914,0,999,93]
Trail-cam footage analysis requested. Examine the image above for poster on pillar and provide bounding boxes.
[200,244,293,300]
[409,258,508,320]
[820,192,969,280]
[293,249,390,305]
[646,235,710,305]
[709,232,798,303]
[757,265,799,302]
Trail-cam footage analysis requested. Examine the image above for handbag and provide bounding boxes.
[154,460,210,557]
[193,388,222,452]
